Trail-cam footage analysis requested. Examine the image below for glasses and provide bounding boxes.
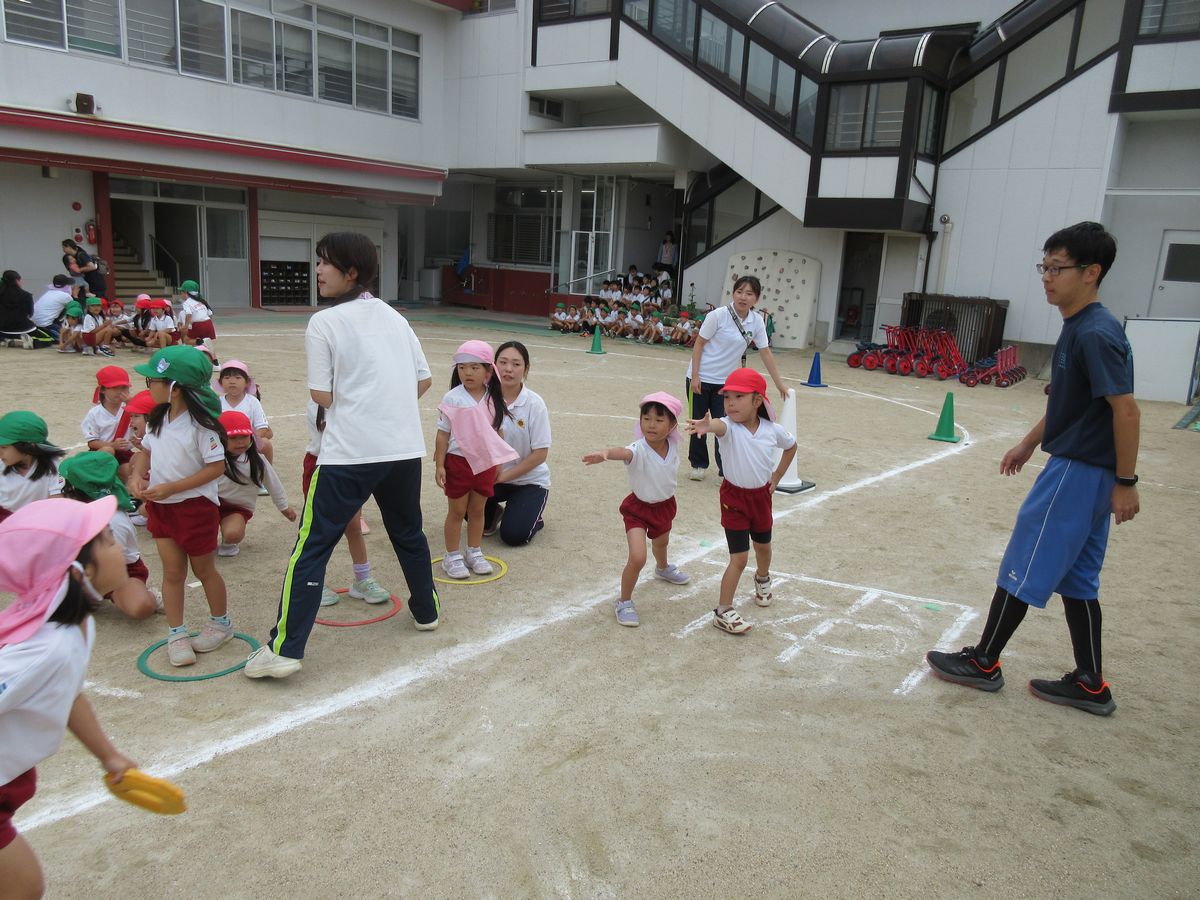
[145,377,167,388]
[1035,263,1091,277]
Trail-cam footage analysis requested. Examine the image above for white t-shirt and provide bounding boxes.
[0,596,94,783]
[0,464,62,514]
[220,393,269,433]
[110,509,141,564]
[140,410,225,503]
[624,438,678,503]
[80,313,101,335]
[304,399,322,457]
[497,387,551,490]
[32,288,72,327]
[147,314,175,333]
[81,403,123,444]
[181,298,212,323]
[687,305,769,384]
[716,418,796,489]
[217,454,288,513]
[436,384,490,458]
[306,295,430,465]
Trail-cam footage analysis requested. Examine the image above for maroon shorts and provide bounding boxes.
[82,331,97,347]
[619,493,677,539]
[443,453,497,499]
[188,320,216,341]
[115,448,133,465]
[0,769,36,850]
[146,496,219,557]
[126,558,149,582]
[301,452,317,499]
[719,480,774,533]
[218,500,254,523]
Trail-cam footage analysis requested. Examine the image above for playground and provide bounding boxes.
[10,309,1200,898]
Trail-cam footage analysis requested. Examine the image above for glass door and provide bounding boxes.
[201,205,249,307]
[568,176,614,295]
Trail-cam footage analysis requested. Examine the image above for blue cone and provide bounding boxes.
[801,352,827,388]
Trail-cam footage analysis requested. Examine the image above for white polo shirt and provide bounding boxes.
[140,410,225,503]
[218,455,289,513]
[624,438,678,503]
[306,295,430,465]
[716,418,796,489]
[181,298,211,322]
[110,509,141,564]
[147,314,175,333]
[80,313,101,335]
[220,393,269,433]
[498,386,551,489]
[81,403,123,444]
[687,305,769,385]
[0,594,94,784]
[0,465,62,515]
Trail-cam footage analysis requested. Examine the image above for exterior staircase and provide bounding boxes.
[111,236,174,304]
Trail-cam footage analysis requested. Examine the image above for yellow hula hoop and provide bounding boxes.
[430,555,509,585]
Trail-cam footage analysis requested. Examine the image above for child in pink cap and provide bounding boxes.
[217,359,274,465]
[686,368,796,635]
[434,339,517,579]
[0,497,138,895]
[583,391,689,627]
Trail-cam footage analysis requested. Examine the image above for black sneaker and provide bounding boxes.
[925,646,1004,692]
[1028,670,1116,716]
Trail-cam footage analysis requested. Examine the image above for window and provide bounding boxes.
[426,210,471,260]
[998,13,1072,117]
[179,0,226,79]
[944,63,998,149]
[2,0,65,48]
[67,0,121,57]
[825,82,906,151]
[317,31,352,104]
[711,179,756,246]
[489,184,556,265]
[205,208,246,259]
[652,0,696,58]
[795,75,818,145]
[355,42,388,111]
[1076,0,1123,66]
[1139,0,1200,36]
[529,96,565,119]
[275,21,312,95]
[126,0,177,69]
[826,84,866,150]
[272,0,312,20]
[697,9,744,92]
[864,81,906,148]
[623,0,649,28]
[232,10,275,89]
[1163,242,1200,282]
[917,83,941,157]
[391,29,419,118]
[745,42,796,130]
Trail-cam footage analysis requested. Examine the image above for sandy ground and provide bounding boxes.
[5,308,1199,899]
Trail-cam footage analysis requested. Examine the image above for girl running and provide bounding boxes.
[685,368,796,635]
[583,391,689,627]
[0,497,139,898]
[0,411,64,524]
[215,410,295,557]
[434,339,516,579]
[128,345,232,667]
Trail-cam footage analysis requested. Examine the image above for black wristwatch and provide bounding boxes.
[1115,474,1139,487]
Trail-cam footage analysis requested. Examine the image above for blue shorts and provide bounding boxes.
[997,456,1114,608]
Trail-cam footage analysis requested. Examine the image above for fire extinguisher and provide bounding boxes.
[85,220,98,244]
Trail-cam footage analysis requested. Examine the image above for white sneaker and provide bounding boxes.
[689,467,706,481]
[217,543,240,557]
[319,585,341,607]
[654,564,690,585]
[167,634,196,667]
[192,619,234,653]
[464,548,493,576]
[244,645,301,679]
[349,577,391,604]
[754,574,773,607]
[129,513,148,527]
[152,588,164,614]
[441,552,469,579]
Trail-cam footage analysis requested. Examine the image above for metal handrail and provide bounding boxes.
[149,234,181,290]
[545,267,618,293]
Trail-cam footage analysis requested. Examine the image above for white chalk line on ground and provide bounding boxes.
[24,379,974,832]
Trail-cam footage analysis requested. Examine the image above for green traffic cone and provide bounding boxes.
[928,392,961,443]
[587,327,606,355]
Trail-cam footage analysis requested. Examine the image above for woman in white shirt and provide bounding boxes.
[686,276,787,481]
[485,341,552,546]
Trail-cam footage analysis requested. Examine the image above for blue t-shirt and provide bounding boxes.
[1042,302,1134,469]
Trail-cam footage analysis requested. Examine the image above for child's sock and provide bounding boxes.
[210,614,231,627]
[715,604,732,614]
[168,624,189,641]
[353,562,371,582]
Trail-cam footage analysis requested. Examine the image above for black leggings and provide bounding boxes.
[484,482,549,546]
[686,378,726,473]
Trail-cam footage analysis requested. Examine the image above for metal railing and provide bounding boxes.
[545,267,618,293]
[150,234,181,291]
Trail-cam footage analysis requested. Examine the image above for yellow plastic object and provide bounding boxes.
[104,769,187,815]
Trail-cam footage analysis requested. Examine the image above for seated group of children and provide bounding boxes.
[57,284,215,360]
[548,268,702,346]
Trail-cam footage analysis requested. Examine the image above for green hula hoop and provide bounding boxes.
[137,631,261,683]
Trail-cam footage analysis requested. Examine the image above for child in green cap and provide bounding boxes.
[549,301,567,332]
[59,451,160,620]
[129,345,234,667]
[56,300,84,354]
[0,411,65,524]
[179,279,218,359]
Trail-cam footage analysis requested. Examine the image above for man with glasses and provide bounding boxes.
[926,222,1140,716]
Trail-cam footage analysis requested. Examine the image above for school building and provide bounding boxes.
[0,0,1196,354]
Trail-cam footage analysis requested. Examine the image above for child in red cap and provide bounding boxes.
[82,365,132,467]
[144,299,177,349]
[686,367,797,635]
[215,410,295,557]
[583,391,690,627]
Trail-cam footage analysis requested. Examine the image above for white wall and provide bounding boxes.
[443,9,525,170]
[681,208,844,348]
[818,157,899,198]
[0,162,96,293]
[1126,40,1200,94]
[534,19,612,66]
[932,57,1117,345]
